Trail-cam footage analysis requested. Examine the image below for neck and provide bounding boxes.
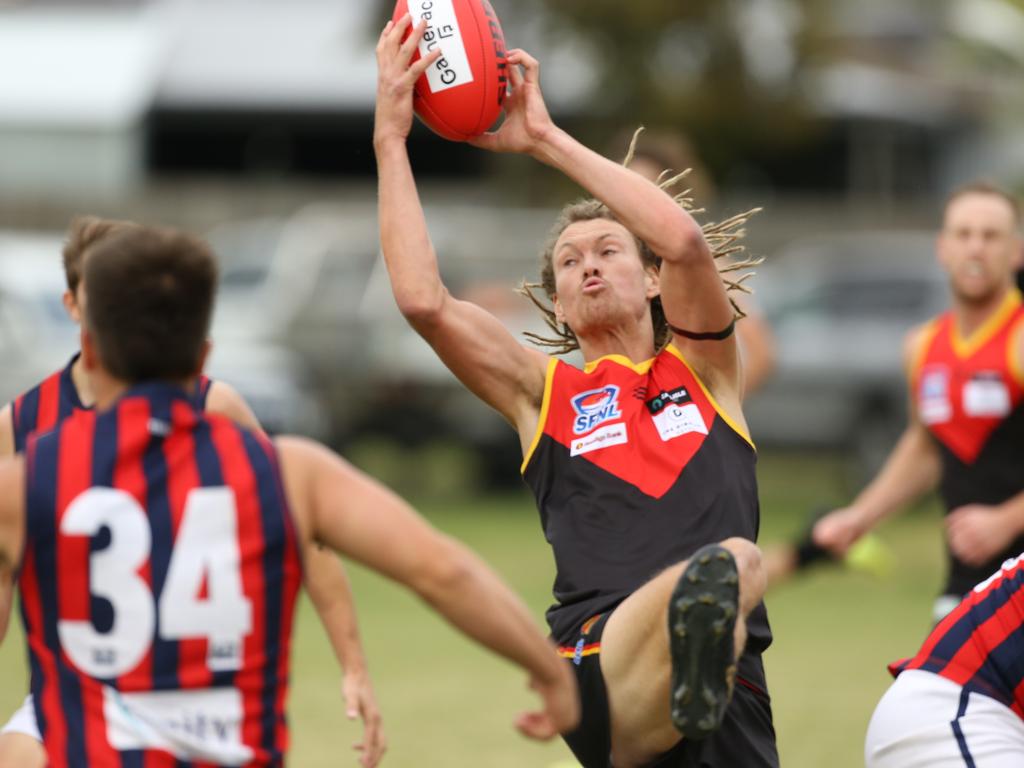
[953,284,1014,338]
[577,325,657,365]
[90,375,128,411]
[70,354,96,408]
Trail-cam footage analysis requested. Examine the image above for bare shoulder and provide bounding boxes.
[0,403,12,457]
[0,455,25,573]
[205,380,261,432]
[902,320,936,371]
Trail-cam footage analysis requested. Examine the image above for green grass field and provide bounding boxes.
[0,451,947,767]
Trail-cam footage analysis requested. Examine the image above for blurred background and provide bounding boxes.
[1,0,1023,765]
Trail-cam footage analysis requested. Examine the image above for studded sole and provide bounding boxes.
[668,544,740,740]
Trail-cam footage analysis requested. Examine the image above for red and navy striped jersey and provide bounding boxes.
[890,552,1024,718]
[18,382,302,767]
[11,354,213,453]
[910,290,1024,595]
[522,345,771,696]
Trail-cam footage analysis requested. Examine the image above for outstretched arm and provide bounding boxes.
[276,436,579,741]
[374,17,549,439]
[472,50,740,394]
[207,383,385,764]
[814,327,941,555]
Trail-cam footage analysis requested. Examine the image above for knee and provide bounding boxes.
[719,537,762,573]
[719,538,766,599]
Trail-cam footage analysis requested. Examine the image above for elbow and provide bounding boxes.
[656,217,710,266]
[394,288,448,332]
[408,540,475,604]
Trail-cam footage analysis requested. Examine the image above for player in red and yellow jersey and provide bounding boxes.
[0,223,577,767]
[0,218,385,768]
[376,19,773,768]
[815,183,1024,623]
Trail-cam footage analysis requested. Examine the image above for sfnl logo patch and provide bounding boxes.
[571,385,622,435]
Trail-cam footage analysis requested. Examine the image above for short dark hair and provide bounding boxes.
[83,226,218,382]
[943,181,1022,227]
[63,215,139,294]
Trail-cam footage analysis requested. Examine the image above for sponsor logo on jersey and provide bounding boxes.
[573,637,585,666]
[919,366,952,425]
[651,402,708,442]
[570,423,628,457]
[963,371,1011,418]
[571,385,623,435]
[645,386,693,415]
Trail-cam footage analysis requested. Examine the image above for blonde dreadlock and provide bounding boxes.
[519,127,762,356]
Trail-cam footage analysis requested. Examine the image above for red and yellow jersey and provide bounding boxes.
[910,288,1024,595]
[522,345,770,692]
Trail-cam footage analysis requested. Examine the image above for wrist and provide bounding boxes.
[373,131,409,154]
[529,124,568,165]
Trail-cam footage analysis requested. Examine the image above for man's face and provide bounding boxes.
[937,192,1022,305]
[551,218,659,339]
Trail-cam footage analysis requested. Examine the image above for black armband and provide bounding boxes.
[667,319,736,341]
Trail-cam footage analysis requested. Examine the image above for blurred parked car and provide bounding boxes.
[745,230,948,476]
[207,202,557,467]
[0,229,328,439]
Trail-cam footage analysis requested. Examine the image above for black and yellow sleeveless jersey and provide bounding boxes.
[522,345,771,687]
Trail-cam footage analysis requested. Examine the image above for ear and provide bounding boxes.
[644,265,661,300]
[1012,237,1024,272]
[62,290,81,324]
[552,294,566,324]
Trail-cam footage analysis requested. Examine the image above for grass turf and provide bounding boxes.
[0,451,947,767]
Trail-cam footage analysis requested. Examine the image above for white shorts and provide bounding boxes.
[866,670,1024,767]
[0,695,40,741]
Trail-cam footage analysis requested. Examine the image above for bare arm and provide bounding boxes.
[374,17,548,437]
[0,456,25,645]
[0,404,15,642]
[207,381,384,764]
[276,435,578,740]
[303,546,384,766]
[814,326,941,554]
[471,50,740,394]
[205,381,261,432]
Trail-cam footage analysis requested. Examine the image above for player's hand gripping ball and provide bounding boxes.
[392,0,508,141]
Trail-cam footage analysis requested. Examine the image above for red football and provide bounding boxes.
[393,0,508,142]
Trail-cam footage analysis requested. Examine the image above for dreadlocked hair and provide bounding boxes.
[518,127,763,355]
